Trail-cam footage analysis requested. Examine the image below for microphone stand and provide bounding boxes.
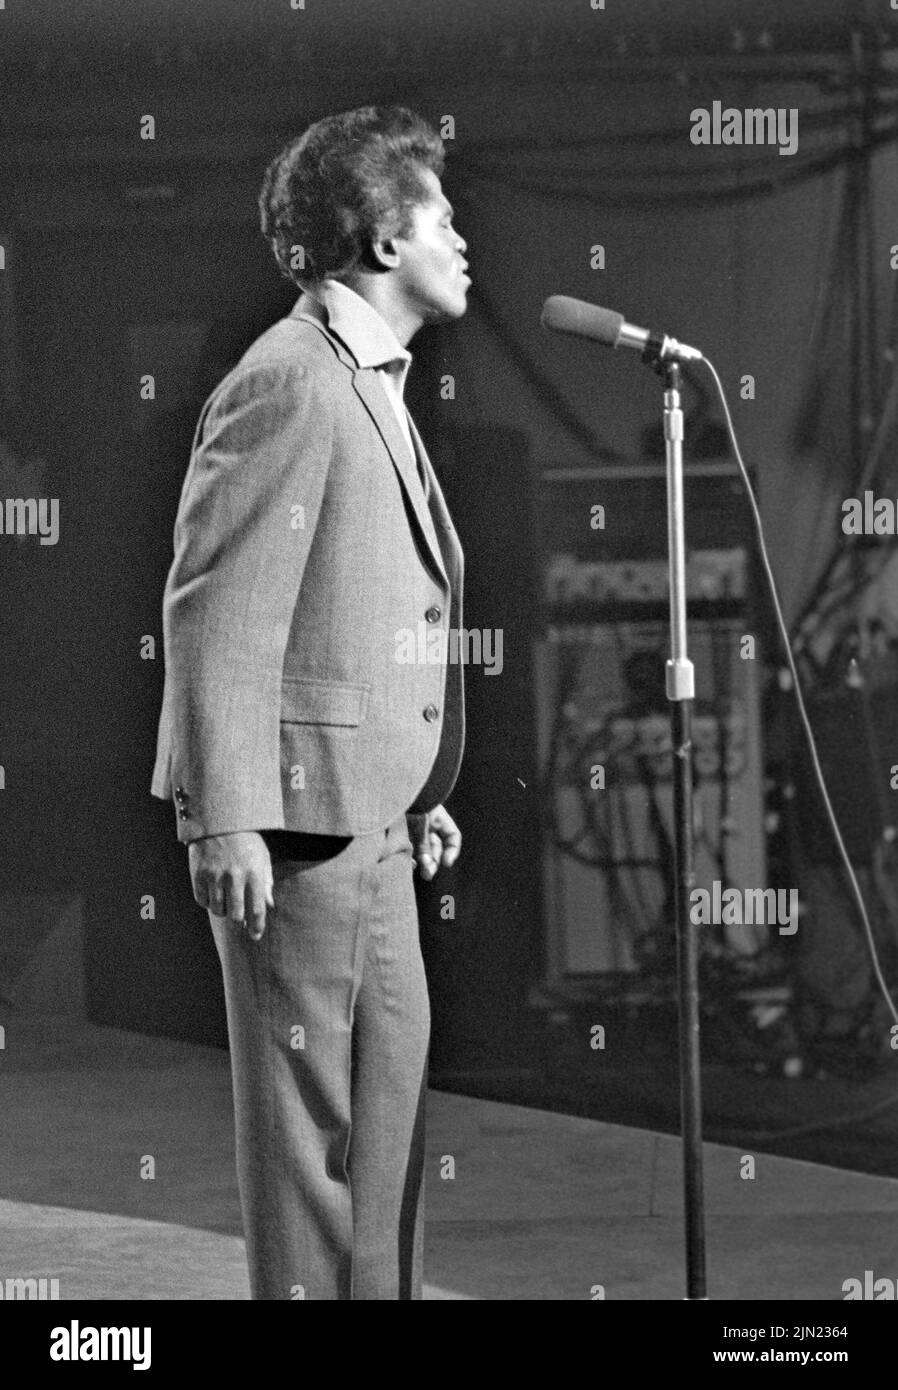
[645,352,707,1299]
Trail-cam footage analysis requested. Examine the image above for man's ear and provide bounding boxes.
[366,234,401,272]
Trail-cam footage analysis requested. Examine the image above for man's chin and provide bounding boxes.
[443,291,470,319]
[423,296,468,324]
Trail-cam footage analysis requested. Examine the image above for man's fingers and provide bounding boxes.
[189,834,273,931]
[224,874,247,928]
[417,826,437,878]
[244,876,269,942]
[409,815,433,878]
[417,853,437,880]
[205,884,226,916]
[194,870,225,916]
[442,832,461,867]
[441,839,461,868]
[433,813,462,869]
[196,875,268,939]
[412,809,463,879]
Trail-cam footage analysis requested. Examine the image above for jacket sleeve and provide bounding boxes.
[159,354,333,840]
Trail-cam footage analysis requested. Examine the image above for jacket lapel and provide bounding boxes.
[405,408,464,591]
[291,296,450,588]
[349,371,449,587]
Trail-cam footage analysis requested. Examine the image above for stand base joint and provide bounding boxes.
[666,657,695,701]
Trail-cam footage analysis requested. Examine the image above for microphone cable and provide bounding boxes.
[701,354,898,1032]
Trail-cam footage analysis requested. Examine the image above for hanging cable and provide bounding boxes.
[702,355,898,1029]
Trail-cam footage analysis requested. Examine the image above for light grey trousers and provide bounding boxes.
[210,814,430,1300]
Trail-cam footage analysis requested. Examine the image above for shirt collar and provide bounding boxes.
[314,278,412,373]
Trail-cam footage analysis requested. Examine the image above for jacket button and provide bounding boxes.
[425,606,441,623]
[174,786,187,801]
[178,809,190,821]
[423,704,439,722]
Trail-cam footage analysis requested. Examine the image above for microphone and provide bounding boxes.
[540,295,703,363]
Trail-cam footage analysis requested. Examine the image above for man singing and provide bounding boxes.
[151,106,468,1300]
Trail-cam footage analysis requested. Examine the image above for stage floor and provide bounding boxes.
[1,1013,895,1300]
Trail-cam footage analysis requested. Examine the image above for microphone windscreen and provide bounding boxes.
[540,295,623,346]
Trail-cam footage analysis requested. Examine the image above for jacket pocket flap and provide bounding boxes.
[281,676,369,726]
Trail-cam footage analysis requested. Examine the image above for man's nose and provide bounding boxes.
[455,232,467,254]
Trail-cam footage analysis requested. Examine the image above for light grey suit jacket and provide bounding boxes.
[151,293,465,842]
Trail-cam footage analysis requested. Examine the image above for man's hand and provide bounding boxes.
[188,831,275,941]
[406,804,462,882]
